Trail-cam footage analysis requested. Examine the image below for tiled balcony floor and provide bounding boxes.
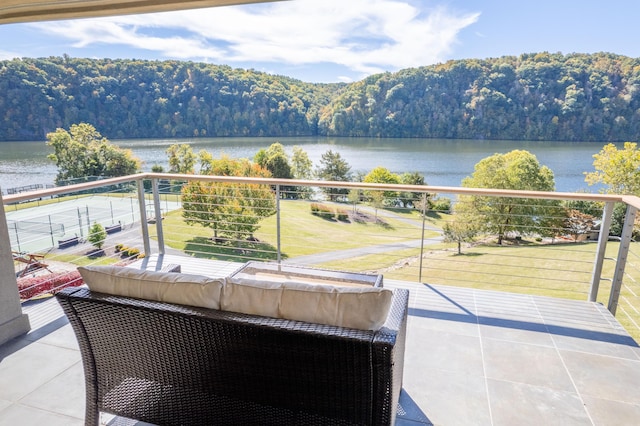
[1,256,640,425]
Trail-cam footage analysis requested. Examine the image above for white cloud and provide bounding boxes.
[30,0,479,79]
[0,49,25,60]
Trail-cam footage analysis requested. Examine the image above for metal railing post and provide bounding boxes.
[608,204,637,315]
[136,179,151,256]
[418,193,427,283]
[152,178,165,255]
[588,201,614,302]
[276,185,281,264]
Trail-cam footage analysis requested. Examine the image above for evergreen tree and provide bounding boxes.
[88,222,107,250]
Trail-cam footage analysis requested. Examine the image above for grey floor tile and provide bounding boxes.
[561,349,640,404]
[552,333,639,359]
[479,320,554,347]
[20,361,85,419]
[0,340,79,401]
[2,276,639,426]
[26,321,78,351]
[582,395,640,426]
[394,418,431,426]
[405,328,483,374]
[408,311,479,337]
[397,389,432,424]
[483,338,575,392]
[403,367,491,426]
[0,403,83,426]
[488,379,590,426]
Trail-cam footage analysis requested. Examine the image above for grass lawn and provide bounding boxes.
[56,195,640,343]
[384,241,625,301]
[158,200,439,261]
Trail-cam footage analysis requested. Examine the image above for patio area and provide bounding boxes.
[1,255,639,425]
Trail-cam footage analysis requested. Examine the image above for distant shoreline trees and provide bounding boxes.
[3,53,640,142]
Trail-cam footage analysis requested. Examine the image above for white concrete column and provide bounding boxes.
[0,191,30,345]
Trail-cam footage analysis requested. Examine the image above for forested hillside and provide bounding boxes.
[318,52,640,142]
[1,52,640,142]
[0,56,342,141]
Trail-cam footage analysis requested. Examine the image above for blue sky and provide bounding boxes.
[0,0,638,83]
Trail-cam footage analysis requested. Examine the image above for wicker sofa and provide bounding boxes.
[56,276,408,425]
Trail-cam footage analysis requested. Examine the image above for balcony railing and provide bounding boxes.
[3,172,640,341]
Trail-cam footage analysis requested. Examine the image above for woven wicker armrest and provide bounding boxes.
[56,286,409,426]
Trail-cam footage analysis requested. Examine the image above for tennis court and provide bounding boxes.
[6,194,181,254]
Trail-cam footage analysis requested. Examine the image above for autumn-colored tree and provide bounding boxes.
[563,209,596,241]
[181,154,276,242]
[166,143,197,174]
[585,142,640,195]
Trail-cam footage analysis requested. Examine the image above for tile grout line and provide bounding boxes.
[474,289,495,426]
[534,297,597,426]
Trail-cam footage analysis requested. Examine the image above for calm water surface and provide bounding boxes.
[0,137,611,194]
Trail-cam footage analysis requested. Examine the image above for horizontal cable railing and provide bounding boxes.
[4,173,640,341]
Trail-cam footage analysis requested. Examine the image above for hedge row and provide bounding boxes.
[310,203,349,221]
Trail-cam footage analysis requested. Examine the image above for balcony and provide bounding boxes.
[1,174,640,425]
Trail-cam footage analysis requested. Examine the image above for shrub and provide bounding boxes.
[310,203,334,219]
[121,247,141,258]
[17,270,83,300]
[88,222,107,249]
[431,197,452,212]
[336,208,349,221]
[114,243,124,252]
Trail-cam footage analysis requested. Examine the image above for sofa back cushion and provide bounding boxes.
[78,265,224,309]
[223,277,393,330]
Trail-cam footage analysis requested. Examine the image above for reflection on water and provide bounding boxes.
[0,137,610,193]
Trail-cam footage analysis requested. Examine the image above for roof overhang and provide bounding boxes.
[0,0,281,25]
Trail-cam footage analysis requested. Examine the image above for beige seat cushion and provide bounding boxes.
[223,277,393,330]
[78,265,224,309]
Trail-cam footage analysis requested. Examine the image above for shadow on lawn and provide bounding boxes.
[184,236,286,261]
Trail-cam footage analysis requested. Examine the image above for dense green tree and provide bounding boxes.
[291,146,313,180]
[46,123,140,184]
[290,145,314,199]
[399,172,427,208]
[315,150,352,201]
[585,142,640,194]
[363,166,400,203]
[254,142,292,179]
[458,150,561,244]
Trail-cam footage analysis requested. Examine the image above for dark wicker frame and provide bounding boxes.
[56,286,408,426]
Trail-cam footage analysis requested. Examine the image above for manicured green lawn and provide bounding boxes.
[159,200,439,261]
[108,198,640,342]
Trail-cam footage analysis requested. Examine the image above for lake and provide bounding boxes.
[0,136,613,194]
